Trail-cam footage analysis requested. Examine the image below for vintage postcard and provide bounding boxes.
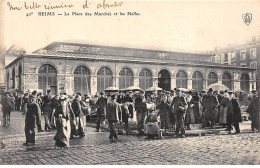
[0,0,259,165]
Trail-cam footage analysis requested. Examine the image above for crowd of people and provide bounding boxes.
[0,87,259,148]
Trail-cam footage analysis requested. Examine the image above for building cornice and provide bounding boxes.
[5,53,256,71]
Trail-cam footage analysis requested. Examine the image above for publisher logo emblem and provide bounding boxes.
[242,13,252,25]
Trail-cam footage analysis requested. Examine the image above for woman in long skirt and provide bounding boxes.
[158,94,170,132]
[54,95,73,148]
[71,94,85,138]
[219,92,229,126]
[192,92,201,124]
[185,91,195,130]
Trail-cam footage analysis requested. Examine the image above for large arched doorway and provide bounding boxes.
[139,69,153,90]
[38,64,57,95]
[207,72,218,86]
[97,67,113,93]
[74,66,91,95]
[192,71,203,92]
[176,70,188,89]
[222,73,232,89]
[158,69,171,91]
[119,68,133,89]
[240,74,249,93]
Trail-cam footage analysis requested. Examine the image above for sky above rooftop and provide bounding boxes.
[1,0,260,53]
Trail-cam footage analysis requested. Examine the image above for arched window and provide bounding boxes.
[222,73,232,89]
[176,70,187,88]
[74,66,91,95]
[97,67,113,93]
[38,64,57,95]
[192,71,203,92]
[12,67,15,89]
[18,64,22,91]
[139,69,153,90]
[207,72,218,86]
[240,74,249,93]
[119,68,133,89]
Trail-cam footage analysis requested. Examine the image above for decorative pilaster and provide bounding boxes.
[187,79,192,90]
[90,75,97,95]
[152,77,158,87]
[171,77,176,89]
[133,76,139,87]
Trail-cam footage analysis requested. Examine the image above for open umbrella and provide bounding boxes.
[205,83,228,91]
[145,86,163,92]
[104,86,119,92]
[124,86,142,91]
[178,88,189,92]
[119,87,127,92]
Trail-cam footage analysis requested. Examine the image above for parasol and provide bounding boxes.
[104,86,119,92]
[205,83,229,91]
[124,86,143,91]
[145,86,163,92]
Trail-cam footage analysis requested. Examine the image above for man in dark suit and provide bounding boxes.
[95,92,107,132]
[227,90,242,134]
[106,95,122,141]
[171,89,187,138]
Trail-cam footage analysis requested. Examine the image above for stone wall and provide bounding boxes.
[6,56,255,95]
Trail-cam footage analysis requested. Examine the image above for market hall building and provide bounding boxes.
[5,42,256,96]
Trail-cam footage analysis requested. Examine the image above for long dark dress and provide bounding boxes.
[219,98,229,124]
[25,102,41,144]
[192,95,201,123]
[71,100,85,137]
[54,103,73,147]
[246,96,259,130]
[159,100,170,129]
[185,96,195,124]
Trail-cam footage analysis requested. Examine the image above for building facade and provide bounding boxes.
[211,37,260,92]
[5,42,256,95]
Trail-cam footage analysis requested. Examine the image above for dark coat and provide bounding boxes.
[42,94,53,112]
[106,100,121,122]
[1,96,14,113]
[25,102,41,129]
[72,100,83,117]
[220,98,229,107]
[228,98,242,123]
[159,100,170,115]
[135,96,145,112]
[125,96,133,103]
[117,95,125,104]
[246,96,259,123]
[96,97,107,115]
[54,103,74,121]
[204,95,219,110]
[171,96,187,117]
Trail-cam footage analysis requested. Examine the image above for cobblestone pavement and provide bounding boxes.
[0,111,259,165]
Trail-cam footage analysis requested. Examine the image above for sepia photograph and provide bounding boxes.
[0,0,259,165]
